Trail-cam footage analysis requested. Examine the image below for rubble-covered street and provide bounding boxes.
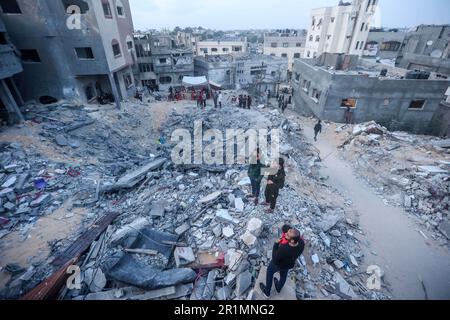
[0,93,448,301]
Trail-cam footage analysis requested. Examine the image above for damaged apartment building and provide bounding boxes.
[396,25,450,77]
[263,29,307,71]
[195,36,248,57]
[292,53,450,136]
[133,33,194,91]
[194,54,288,93]
[0,15,23,125]
[363,28,407,60]
[0,0,136,109]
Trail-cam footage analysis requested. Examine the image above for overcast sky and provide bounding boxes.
[129,0,450,31]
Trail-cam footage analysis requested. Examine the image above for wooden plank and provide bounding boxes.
[124,248,158,256]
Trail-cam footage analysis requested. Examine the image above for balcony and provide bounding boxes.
[0,45,22,79]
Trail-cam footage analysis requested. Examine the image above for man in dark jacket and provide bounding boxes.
[314,120,322,142]
[263,158,286,213]
[247,95,252,109]
[260,228,305,298]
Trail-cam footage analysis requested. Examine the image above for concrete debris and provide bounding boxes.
[236,270,252,297]
[240,231,257,247]
[198,191,222,204]
[174,247,196,267]
[246,218,263,237]
[222,227,235,238]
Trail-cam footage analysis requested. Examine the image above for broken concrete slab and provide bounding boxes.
[110,217,150,246]
[150,200,168,217]
[198,191,222,205]
[174,247,196,267]
[55,134,69,147]
[417,166,448,175]
[216,209,238,224]
[234,198,244,213]
[1,176,16,189]
[333,272,358,300]
[333,260,345,269]
[225,249,244,271]
[175,223,190,236]
[240,231,257,247]
[102,252,196,290]
[247,218,263,237]
[319,232,331,247]
[104,158,166,191]
[222,227,235,238]
[236,270,252,297]
[30,194,51,208]
[164,283,194,300]
[318,210,345,232]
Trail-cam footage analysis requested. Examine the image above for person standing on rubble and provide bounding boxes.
[202,91,207,110]
[248,148,267,205]
[218,92,223,108]
[314,120,322,142]
[247,95,252,109]
[263,158,286,213]
[213,91,219,108]
[260,227,305,298]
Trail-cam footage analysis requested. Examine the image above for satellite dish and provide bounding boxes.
[427,40,433,46]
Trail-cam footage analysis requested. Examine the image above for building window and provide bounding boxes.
[159,76,172,84]
[0,32,7,44]
[296,43,302,47]
[302,80,310,93]
[233,46,242,52]
[20,49,41,63]
[123,74,133,88]
[112,40,121,57]
[127,41,133,50]
[159,58,167,64]
[331,17,335,23]
[309,35,313,42]
[409,99,426,110]
[380,41,401,51]
[201,48,208,54]
[312,89,321,102]
[294,53,301,58]
[355,41,360,50]
[281,53,288,58]
[222,48,229,52]
[360,41,365,50]
[139,63,153,73]
[294,73,300,81]
[315,36,320,42]
[75,47,94,60]
[283,43,289,48]
[360,23,365,32]
[271,71,276,77]
[102,0,112,18]
[270,53,275,57]
[307,51,311,58]
[327,35,332,40]
[117,4,124,17]
[271,43,278,48]
[0,0,21,14]
[211,48,218,52]
[341,98,357,108]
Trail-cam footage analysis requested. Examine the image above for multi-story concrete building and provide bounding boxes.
[195,37,248,57]
[396,25,450,76]
[363,28,407,60]
[0,15,24,124]
[263,30,307,71]
[0,0,136,109]
[133,33,194,92]
[194,54,288,93]
[292,53,450,135]
[304,0,378,59]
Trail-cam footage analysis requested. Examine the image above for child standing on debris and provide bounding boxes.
[248,148,266,205]
[263,158,286,213]
[314,120,322,142]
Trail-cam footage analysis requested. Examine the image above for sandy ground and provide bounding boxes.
[294,112,450,300]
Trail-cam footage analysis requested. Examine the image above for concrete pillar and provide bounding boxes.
[8,78,24,106]
[108,72,121,110]
[1,79,24,122]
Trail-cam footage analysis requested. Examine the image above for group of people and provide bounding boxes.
[238,94,252,109]
[277,94,291,113]
[247,149,305,298]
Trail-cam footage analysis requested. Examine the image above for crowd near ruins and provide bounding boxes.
[0,0,449,301]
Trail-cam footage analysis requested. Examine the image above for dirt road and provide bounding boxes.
[297,115,450,300]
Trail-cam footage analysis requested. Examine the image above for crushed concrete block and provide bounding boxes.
[164,283,194,300]
[198,191,222,204]
[222,227,235,238]
[404,195,412,208]
[333,272,358,299]
[3,202,15,211]
[318,210,344,232]
[150,200,168,217]
[333,260,344,269]
[225,249,244,271]
[238,177,251,186]
[216,209,236,224]
[1,176,17,189]
[349,255,359,267]
[213,226,222,237]
[319,232,331,247]
[331,230,342,237]
[129,286,176,300]
[174,247,196,267]
[175,223,190,236]
[234,198,244,212]
[247,218,263,236]
[236,270,252,297]
[240,231,257,247]
[55,134,69,147]
[30,194,51,208]
[311,254,320,265]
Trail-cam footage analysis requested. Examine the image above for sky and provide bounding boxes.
[129,0,450,31]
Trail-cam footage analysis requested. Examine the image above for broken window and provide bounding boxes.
[123,74,133,88]
[102,0,112,18]
[159,58,167,64]
[341,98,357,108]
[159,76,172,84]
[380,41,401,51]
[117,6,124,16]
[75,47,94,59]
[312,89,321,102]
[62,0,89,14]
[281,53,288,58]
[294,53,301,58]
[331,17,335,23]
[0,0,21,14]
[307,51,311,58]
[271,43,277,48]
[409,99,426,110]
[112,40,121,57]
[295,73,300,81]
[302,80,310,93]
[200,48,208,54]
[327,35,332,40]
[20,49,41,63]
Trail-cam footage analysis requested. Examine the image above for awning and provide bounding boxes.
[209,80,222,90]
[182,76,208,87]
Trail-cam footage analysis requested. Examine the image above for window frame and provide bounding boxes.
[74,47,95,60]
[408,99,426,110]
[20,49,41,63]
[0,0,22,14]
[102,0,113,19]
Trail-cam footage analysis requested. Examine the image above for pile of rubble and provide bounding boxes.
[336,121,450,241]
[1,97,391,300]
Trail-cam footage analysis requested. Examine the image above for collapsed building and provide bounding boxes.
[0,0,136,109]
[133,33,194,92]
[0,15,24,125]
[194,54,288,94]
[292,53,450,135]
[396,25,450,77]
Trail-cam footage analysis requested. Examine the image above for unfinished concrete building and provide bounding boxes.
[292,53,450,135]
[0,0,136,108]
[0,15,24,124]
[396,25,450,76]
[363,28,407,60]
[133,33,194,91]
[263,30,307,71]
[304,0,378,59]
[194,54,288,93]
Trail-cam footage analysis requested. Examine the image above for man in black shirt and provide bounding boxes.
[259,228,305,298]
